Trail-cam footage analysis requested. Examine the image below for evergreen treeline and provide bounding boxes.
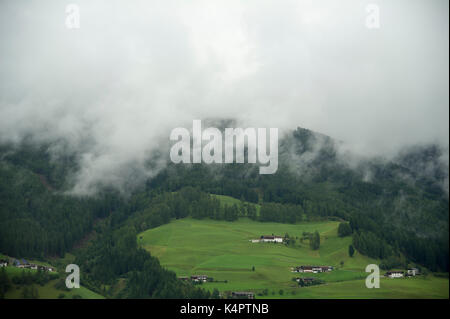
[0,126,448,286]
[145,164,448,271]
[0,160,127,258]
[74,223,211,298]
[0,267,58,299]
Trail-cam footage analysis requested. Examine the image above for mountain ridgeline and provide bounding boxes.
[0,126,448,297]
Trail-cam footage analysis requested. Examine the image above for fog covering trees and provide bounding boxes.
[0,127,448,299]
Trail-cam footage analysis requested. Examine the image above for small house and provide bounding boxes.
[191,275,209,282]
[260,235,283,243]
[385,271,404,278]
[232,291,255,299]
[407,268,419,276]
[296,277,319,286]
[319,266,333,272]
[293,266,313,273]
[293,265,333,273]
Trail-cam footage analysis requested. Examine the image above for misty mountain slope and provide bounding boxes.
[145,126,449,270]
[0,126,448,273]
[0,0,447,300]
[150,126,448,237]
[281,128,448,232]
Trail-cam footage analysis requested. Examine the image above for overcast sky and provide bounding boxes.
[0,0,448,193]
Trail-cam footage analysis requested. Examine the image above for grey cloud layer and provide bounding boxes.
[0,0,448,193]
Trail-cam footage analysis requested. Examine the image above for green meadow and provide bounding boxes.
[139,217,449,299]
[1,260,104,299]
[212,194,261,214]
[4,279,104,299]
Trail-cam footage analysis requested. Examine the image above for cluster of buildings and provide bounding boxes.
[291,266,332,287]
[178,275,211,283]
[173,231,423,299]
[295,277,321,286]
[291,265,333,273]
[0,258,55,272]
[231,291,255,299]
[385,268,420,278]
[250,235,284,243]
[178,275,256,299]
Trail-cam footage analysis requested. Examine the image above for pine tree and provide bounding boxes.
[310,231,320,250]
[349,244,355,257]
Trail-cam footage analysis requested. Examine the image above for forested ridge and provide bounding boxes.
[0,127,448,297]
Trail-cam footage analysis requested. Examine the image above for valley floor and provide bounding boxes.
[139,217,449,299]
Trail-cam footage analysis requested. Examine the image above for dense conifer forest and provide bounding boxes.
[0,128,448,297]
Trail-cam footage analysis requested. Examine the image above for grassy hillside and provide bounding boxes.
[4,278,104,299]
[139,217,449,299]
[211,194,261,214]
[1,263,104,299]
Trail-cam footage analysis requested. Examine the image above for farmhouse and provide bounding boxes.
[407,268,420,276]
[296,277,315,283]
[44,266,54,272]
[385,271,404,278]
[261,235,283,243]
[292,265,333,273]
[231,291,255,299]
[14,259,27,268]
[251,235,284,243]
[190,275,209,282]
[296,277,319,285]
[296,266,314,273]
[12,259,54,272]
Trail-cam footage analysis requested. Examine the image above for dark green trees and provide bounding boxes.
[349,244,355,257]
[0,268,11,298]
[75,225,212,299]
[338,222,352,237]
[309,231,320,250]
[352,231,393,260]
[247,204,257,220]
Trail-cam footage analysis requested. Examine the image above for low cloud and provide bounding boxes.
[0,0,448,194]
